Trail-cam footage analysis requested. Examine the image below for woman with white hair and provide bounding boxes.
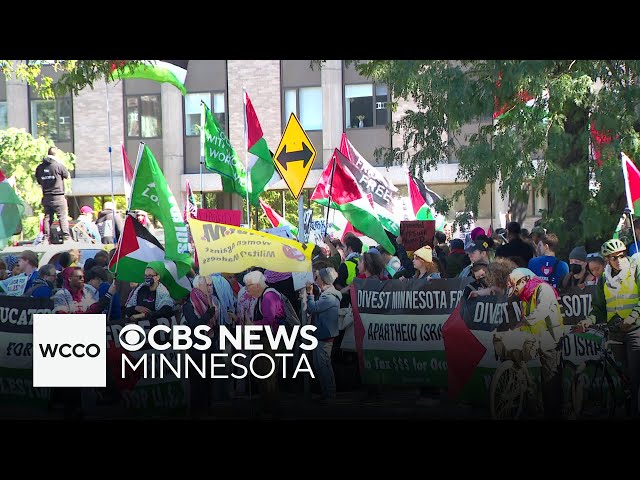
[305,267,341,403]
[243,269,285,416]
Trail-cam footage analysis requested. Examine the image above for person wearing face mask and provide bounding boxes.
[463,259,489,299]
[579,238,640,416]
[125,265,175,321]
[560,246,588,291]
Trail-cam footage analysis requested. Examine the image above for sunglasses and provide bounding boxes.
[608,253,626,260]
[72,276,84,280]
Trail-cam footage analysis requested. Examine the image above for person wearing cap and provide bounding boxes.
[559,246,588,290]
[446,238,470,278]
[527,234,568,289]
[18,250,39,293]
[505,267,564,418]
[75,206,100,243]
[95,201,124,245]
[495,221,536,265]
[458,237,492,278]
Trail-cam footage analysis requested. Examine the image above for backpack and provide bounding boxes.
[261,287,301,327]
[49,225,63,244]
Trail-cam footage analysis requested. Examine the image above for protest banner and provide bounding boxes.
[0,296,187,416]
[400,220,435,251]
[190,218,313,274]
[196,209,242,226]
[350,277,469,387]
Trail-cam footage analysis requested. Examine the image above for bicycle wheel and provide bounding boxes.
[490,360,527,420]
[573,362,615,418]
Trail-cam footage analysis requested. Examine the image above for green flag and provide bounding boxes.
[202,103,249,202]
[130,144,192,268]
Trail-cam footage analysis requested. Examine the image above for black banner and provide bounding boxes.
[0,296,54,334]
[352,278,471,315]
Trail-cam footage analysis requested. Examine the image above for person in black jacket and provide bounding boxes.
[35,146,71,243]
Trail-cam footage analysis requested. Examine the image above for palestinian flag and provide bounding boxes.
[259,199,298,236]
[622,152,640,214]
[442,304,487,399]
[0,168,25,248]
[109,215,191,300]
[184,178,198,223]
[408,173,440,220]
[311,149,395,254]
[110,60,187,95]
[109,215,165,283]
[245,90,278,204]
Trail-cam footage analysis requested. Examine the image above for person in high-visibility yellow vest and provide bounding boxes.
[580,238,640,416]
[506,267,564,418]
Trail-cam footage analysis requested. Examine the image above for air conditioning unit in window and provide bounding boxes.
[376,102,387,110]
[59,116,71,124]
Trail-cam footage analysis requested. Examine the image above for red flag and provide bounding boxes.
[121,144,134,205]
[493,71,534,120]
[310,149,361,205]
[0,169,5,183]
[590,121,618,168]
[622,153,640,214]
[442,304,487,399]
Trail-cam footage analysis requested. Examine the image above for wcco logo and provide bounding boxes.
[33,314,106,387]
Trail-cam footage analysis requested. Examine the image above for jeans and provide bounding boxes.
[313,340,336,400]
[624,327,640,416]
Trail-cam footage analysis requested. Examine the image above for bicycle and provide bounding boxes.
[489,330,573,420]
[571,319,635,418]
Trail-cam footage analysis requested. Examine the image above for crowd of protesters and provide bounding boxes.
[4,213,640,420]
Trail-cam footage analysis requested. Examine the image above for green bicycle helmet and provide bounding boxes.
[601,238,626,257]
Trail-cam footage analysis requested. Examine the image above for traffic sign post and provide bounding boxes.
[273,113,317,200]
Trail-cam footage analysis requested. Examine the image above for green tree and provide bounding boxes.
[0,60,147,99]
[351,60,640,255]
[0,128,75,230]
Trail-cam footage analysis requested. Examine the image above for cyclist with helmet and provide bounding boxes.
[505,267,564,418]
[579,238,640,416]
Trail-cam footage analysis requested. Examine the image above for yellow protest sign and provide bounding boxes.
[189,218,313,274]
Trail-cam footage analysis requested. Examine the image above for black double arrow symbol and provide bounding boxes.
[276,142,313,171]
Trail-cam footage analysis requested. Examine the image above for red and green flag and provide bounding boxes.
[311,149,395,254]
[259,199,298,236]
[245,90,278,204]
[408,172,440,220]
[622,152,640,214]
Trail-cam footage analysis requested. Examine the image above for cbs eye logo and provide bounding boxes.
[119,324,147,352]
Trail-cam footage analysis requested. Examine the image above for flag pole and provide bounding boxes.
[243,88,251,229]
[105,80,116,218]
[199,101,205,209]
[323,154,337,237]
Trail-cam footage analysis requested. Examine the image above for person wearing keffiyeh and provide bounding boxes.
[183,275,219,418]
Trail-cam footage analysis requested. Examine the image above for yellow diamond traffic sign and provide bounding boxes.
[272,113,317,199]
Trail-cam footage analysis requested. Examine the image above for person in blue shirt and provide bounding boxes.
[628,218,640,256]
[527,233,568,288]
[27,264,58,298]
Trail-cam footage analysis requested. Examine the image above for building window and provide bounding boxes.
[185,92,226,136]
[284,86,322,130]
[30,98,73,142]
[345,83,388,129]
[126,95,162,138]
[0,102,7,130]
